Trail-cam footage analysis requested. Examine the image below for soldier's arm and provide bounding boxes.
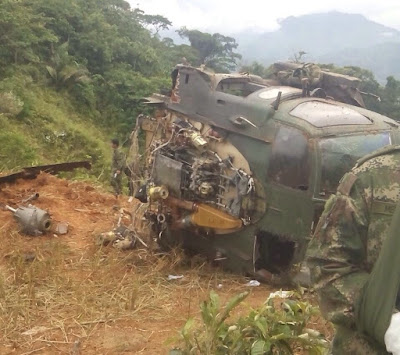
[307,173,370,330]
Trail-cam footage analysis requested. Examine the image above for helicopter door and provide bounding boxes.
[257,125,315,270]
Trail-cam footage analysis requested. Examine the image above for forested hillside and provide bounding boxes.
[0,0,191,177]
[0,0,244,179]
[1,1,400,181]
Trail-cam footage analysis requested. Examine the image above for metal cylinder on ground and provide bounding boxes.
[6,205,52,236]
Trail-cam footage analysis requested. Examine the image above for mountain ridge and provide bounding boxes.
[233,11,400,81]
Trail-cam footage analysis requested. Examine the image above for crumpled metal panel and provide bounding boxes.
[290,101,372,127]
[153,154,183,197]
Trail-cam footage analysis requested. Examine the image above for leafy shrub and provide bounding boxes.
[171,291,329,355]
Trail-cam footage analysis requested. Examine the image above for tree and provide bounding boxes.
[46,42,90,90]
[240,61,273,78]
[177,27,241,73]
[381,76,400,120]
[133,9,172,35]
[0,0,56,67]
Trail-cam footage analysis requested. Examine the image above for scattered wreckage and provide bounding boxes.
[126,62,400,281]
[0,160,91,185]
[1,160,91,236]
[5,204,52,236]
[96,202,151,250]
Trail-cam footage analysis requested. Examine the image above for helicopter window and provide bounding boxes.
[216,78,264,97]
[319,132,391,195]
[290,101,372,127]
[268,126,310,190]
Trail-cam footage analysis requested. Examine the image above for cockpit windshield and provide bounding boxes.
[318,132,391,195]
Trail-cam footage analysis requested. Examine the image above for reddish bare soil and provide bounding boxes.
[0,173,333,354]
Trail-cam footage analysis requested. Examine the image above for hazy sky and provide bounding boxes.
[132,0,400,33]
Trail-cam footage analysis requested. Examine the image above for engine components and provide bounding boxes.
[188,131,208,149]
[96,225,139,250]
[198,182,213,196]
[132,114,258,241]
[148,185,169,200]
[6,205,52,236]
[179,203,242,232]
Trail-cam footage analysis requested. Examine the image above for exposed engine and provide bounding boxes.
[132,112,261,241]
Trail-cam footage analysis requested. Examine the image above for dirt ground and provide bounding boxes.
[0,173,333,354]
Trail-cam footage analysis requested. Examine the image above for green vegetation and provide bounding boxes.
[177,28,241,72]
[0,0,244,180]
[1,1,400,181]
[172,291,328,354]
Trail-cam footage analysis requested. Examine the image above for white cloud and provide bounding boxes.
[132,0,400,33]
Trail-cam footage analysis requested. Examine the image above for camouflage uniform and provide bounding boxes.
[111,148,125,195]
[307,146,400,355]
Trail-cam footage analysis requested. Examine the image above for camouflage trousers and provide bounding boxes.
[331,327,388,355]
[110,172,122,195]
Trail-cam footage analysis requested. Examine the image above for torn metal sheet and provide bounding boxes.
[0,160,91,185]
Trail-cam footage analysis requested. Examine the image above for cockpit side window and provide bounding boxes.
[216,78,264,97]
[268,126,311,191]
[318,132,391,195]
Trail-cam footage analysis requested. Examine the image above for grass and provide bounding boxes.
[0,72,114,182]
[2,238,151,338]
[0,125,38,170]
[0,230,241,353]
[0,233,332,354]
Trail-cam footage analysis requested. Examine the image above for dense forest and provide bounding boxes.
[0,0,241,178]
[1,0,400,181]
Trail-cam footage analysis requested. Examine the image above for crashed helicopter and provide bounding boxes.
[128,62,400,280]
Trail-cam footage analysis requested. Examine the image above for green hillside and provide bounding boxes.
[0,0,191,180]
[2,1,400,184]
[0,0,244,182]
[0,79,110,174]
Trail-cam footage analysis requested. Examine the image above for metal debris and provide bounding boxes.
[6,204,52,236]
[0,160,91,185]
[22,192,39,204]
[96,225,144,250]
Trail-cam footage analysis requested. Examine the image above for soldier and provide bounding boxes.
[110,138,125,197]
[307,146,400,355]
